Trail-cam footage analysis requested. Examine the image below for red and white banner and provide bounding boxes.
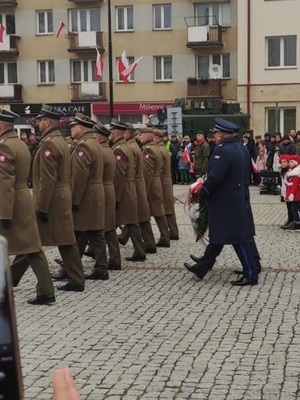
[120,56,143,83]
[0,24,5,43]
[56,21,67,38]
[95,47,104,78]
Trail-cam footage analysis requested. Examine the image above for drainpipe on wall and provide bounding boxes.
[246,0,251,128]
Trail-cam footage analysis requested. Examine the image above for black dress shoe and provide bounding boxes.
[125,255,146,262]
[118,236,127,246]
[85,271,109,280]
[83,250,95,258]
[170,236,179,240]
[184,262,197,273]
[156,241,170,248]
[108,264,121,271]
[145,248,157,254]
[190,254,201,263]
[51,270,68,281]
[184,262,208,280]
[54,258,64,266]
[57,283,84,292]
[231,276,258,286]
[27,294,56,305]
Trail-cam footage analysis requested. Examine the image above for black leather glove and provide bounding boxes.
[116,202,120,210]
[37,211,48,223]
[72,204,79,211]
[1,219,12,229]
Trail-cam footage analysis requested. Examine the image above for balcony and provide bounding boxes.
[67,31,104,53]
[185,16,223,48]
[0,35,20,56]
[187,78,222,97]
[0,0,17,6]
[71,82,106,102]
[0,84,22,103]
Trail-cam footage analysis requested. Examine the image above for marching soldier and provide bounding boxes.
[110,119,146,262]
[0,108,55,305]
[34,104,85,292]
[121,123,157,253]
[94,121,121,270]
[70,113,108,280]
[139,127,170,247]
[153,129,179,240]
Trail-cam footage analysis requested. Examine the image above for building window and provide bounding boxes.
[267,36,296,68]
[38,61,55,84]
[37,10,53,35]
[70,9,100,32]
[154,56,172,81]
[0,62,17,84]
[0,14,15,34]
[72,60,100,82]
[195,3,231,26]
[197,54,230,79]
[153,4,171,30]
[116,6,133,31]
[116,56,135,82]
[266,108,296,133]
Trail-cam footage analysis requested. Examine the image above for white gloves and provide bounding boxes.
[288,194,294,202]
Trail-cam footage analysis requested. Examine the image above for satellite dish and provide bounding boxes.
[209,64,222,79]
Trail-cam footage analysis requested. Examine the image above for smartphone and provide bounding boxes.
[0,236,23,400]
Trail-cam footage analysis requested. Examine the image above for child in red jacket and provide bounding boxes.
[285,154,300,230]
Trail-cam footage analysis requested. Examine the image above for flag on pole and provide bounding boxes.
[95,47,104,78]
[56,21,67,38]
[120,56,143,83]
[0,24,6,43]
[117,50,129,78]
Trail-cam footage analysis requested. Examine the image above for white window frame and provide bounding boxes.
[197,54,230,79]
[154,56,172,82]
[69,9,101,32]
[0,62,17,84]
[36,10,53,35]
[266,107,296,133]
[71,60,99,83]
[195,3,231,27]
[115,6,134,31]
[266,36,297,69]
[38,60,55,84]
[153,4,171,30]
[116,56,135,83]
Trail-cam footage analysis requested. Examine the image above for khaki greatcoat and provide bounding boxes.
[127,137,151,223]
[71,132,105,231]
[0,130,42,255]
[100,141,116,232]
[157,141,175,215]
[142,141,165,217]
[33,129,76,246]
[111,138,138,225]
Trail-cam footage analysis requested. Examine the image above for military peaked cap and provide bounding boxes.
[212,117,240,134]
[70,112,95,128]
[109,118,128,131]
[93,121,111,137]
[36,104,65,120]
[153,129,164,138]
[139,127,155,135]
[0,107,20,123]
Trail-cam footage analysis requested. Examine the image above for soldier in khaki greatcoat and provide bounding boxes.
[94,121,121,270]
[0,108,55,305]
[69,113,108,280]
[34,105,85,292]
[110,119,146,262]
[121,123,157,253]
[139,127,170,247]
[153,129,179,240]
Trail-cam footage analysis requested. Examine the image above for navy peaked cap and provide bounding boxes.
[0,107,19,122]
[212,117,240,133]
[36,104,65,120]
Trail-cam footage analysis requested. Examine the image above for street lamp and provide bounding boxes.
[108,0,114,119]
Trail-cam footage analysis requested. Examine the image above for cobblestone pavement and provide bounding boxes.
[14,185,300,400]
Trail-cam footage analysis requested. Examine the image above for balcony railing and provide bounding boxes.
[184,16,223,48]
[0,35,20,55]
[187,79,222,97]
[0,0,17,5]
[71,82,106,102]
[67,31,104,52]
[0,84,22,102]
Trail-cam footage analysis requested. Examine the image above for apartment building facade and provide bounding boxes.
[238,0,300,134]
[0,0,238,127]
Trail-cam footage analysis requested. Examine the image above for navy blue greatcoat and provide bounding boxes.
[199,136,255,245]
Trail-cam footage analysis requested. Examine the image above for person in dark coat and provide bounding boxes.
[279,135,296,156]
[184,117,260,286]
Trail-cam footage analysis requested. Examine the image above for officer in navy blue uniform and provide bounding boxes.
[184,117,260,286]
